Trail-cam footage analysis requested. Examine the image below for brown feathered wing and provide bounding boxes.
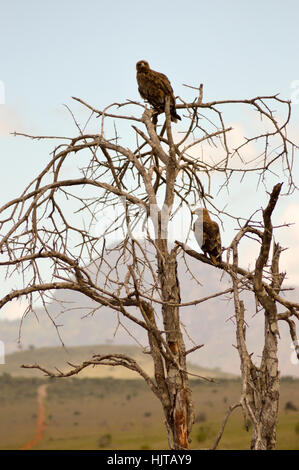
[202,220,222,264]
[137,64,181,122]
[194,217,222,265]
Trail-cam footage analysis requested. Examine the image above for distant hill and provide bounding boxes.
[0,344,236,380]
[0,243,298,377]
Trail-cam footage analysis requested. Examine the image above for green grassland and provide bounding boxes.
[0,374,298,450]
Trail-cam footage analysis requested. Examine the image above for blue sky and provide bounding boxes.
[2,0,299,119]
[1,0,299,189]
[1,0,299,174]
[1,0,299,318]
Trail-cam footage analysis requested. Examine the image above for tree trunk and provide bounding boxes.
[156,240,194,449]
[249,314,280,450]
[235,300,280,450]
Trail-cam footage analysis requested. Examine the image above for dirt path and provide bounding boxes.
[20,384,48,450]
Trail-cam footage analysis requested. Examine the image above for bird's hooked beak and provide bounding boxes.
[137,60,149,71]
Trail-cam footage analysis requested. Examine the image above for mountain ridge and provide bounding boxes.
[1,343,236,380]
[0,246,298,377]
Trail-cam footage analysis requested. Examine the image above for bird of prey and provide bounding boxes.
[192,208,222,265]
[136,60,181,123]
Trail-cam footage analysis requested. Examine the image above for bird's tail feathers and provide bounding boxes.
[171,108,181,123]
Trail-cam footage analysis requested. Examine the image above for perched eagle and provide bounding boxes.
[192,208,222,265]
[136,60,181,123]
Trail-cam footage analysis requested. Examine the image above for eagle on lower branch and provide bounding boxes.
[192,208,222,265]
[136,60,181,123]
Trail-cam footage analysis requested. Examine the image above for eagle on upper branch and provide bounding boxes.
[136,60,181,123]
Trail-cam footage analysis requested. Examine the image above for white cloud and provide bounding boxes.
[277,203,299,286]
[226,202,299,287]
[1,300,28,321]
[175,122,265,174]
[0,106,23,136]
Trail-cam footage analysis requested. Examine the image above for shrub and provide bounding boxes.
[285,401,298,411]
[194,412,206,423]
[98,433,112,448]
[196,425,211,443]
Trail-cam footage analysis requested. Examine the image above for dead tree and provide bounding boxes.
[229,182,299,449]
[0,83,298,449]
[177,182,299,449]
